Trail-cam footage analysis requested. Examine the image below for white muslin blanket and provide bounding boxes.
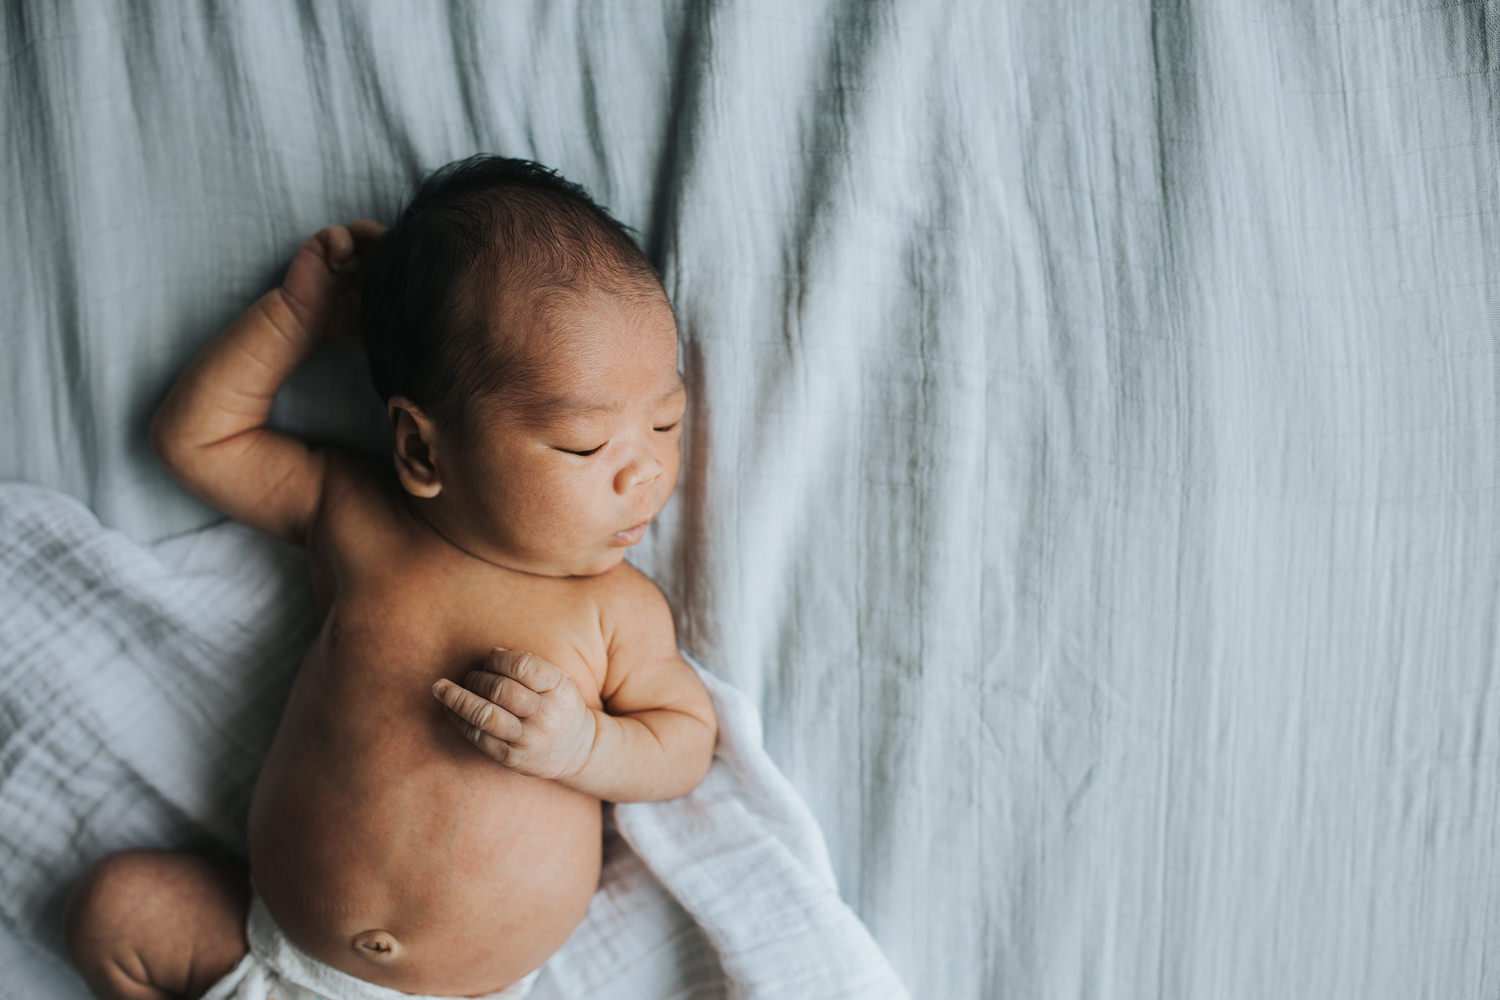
[0,482,908,1000]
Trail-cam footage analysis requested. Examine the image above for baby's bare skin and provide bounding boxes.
[65,220,716,999]
[249,459,616,994]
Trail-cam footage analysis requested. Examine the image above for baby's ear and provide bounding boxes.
[388,396,443,498]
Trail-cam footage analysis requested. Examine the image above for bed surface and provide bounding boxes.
[4,3,1500,997]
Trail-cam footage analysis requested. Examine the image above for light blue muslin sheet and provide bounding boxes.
[2,3,1498,998]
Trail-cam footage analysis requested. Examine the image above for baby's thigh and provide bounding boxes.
[64,849,249,1000]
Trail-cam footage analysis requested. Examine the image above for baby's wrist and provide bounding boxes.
[263,287,328,347]
[567,709,607,776]
[555,709,613,795]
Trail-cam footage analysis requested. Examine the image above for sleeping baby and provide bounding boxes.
[63,155,717,1000]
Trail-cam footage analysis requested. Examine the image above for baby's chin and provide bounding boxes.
[565,547,631,578]
[506,544,629,579]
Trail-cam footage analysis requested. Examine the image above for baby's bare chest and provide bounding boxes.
[250,578,607,988]
[252,569,609,899]
[315,568,610,710]
[304,473,614,704]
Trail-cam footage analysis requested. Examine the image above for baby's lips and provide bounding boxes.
[613,522,649,546]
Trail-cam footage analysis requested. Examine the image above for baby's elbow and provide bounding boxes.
[148,406,183,472]
[149,401,201,479]
[700,707,719,763]
[645,707,718,801]
[149,401,210,489]
[681,709,718,794]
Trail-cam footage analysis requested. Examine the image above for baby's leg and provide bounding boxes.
[64,849,249,1000]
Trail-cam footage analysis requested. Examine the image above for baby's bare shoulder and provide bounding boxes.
[586,563,682,669]
[581,565,709,731]
[306,451,410,566]
[588,561,672,622]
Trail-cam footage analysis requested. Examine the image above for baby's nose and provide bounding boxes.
[614,454,664,494]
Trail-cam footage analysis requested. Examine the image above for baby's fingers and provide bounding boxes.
[345,218,387,245]
[334,219,386,276]
[489,648,564,694]
[463,669,542,718]
[320,225,355,266]
[432,679,522,744]
[314,220,384,279]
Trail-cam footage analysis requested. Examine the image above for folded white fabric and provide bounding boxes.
[611,663,910,1000]
[0,483,907,1000]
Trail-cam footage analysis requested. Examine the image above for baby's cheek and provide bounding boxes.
[661,457,683,500]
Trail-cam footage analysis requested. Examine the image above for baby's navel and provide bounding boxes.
[351,929,401,962]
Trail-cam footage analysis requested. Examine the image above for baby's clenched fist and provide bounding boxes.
[278,219,385,343]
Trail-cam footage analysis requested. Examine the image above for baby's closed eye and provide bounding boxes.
[556,422,677,456]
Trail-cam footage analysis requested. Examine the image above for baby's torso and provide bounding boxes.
[248,459,611,995]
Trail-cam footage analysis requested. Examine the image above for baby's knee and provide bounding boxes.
[65,849,248,1000]
[64,851,167,995]
[65,850,156,952]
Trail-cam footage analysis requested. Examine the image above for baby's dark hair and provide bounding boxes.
[361,155,661,426]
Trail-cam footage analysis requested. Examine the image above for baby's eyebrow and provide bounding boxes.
[656,378,688,406]
[520,377,685,426]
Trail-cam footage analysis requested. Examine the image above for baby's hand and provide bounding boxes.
[278,219,385,342]
[432,649,598,781]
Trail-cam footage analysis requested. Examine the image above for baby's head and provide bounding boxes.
[362,155,684,577]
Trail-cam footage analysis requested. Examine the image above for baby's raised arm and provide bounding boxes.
[151,222,382,544]
[434,570,718,802]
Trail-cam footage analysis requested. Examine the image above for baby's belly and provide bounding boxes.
[246,644,602,996]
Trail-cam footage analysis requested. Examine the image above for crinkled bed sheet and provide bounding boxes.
[3,3,1500,998]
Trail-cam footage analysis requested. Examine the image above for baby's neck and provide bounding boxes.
[399,494,524,575]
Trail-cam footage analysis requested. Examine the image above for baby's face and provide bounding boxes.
[441,287,685,577]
